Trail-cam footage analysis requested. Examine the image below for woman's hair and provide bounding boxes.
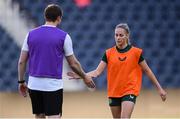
[115,23,130,44]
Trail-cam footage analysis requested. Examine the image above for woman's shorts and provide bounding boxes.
[109,94,137,106]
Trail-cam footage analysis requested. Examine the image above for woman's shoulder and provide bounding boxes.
[106,46,116,53]
[131,45,142,51]
[131,46,143,56]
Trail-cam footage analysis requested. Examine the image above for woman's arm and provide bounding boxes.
[139,60,167,101]
[87,61,107,77]
[67,61,107,79]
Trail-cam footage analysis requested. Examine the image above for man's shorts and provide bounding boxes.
[28,89,63,116]
[109,94,137,106]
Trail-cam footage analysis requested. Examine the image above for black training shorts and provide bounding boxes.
[109,94,137,106]
[28,89,63,116]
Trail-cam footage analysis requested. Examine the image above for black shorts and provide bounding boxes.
[109,94,137,106]
[28,89,63,116]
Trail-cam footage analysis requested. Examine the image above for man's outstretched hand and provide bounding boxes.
[67,71,96,89]
[67,71,81,79]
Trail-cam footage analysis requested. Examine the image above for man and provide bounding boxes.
[18,4,95,118]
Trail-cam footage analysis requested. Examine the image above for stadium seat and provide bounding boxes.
[3,0,179,90]
[0,27,20,91]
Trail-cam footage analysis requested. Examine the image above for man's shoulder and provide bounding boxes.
[29,26,67,35]
[29,26,41,32]
[58,29,67,34]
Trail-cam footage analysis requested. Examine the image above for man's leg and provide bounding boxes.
[47,115,61,119]
[35,113,45,119]
[29,89,45,118]
[44,89,63,118]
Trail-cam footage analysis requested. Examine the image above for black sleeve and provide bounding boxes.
[102,52,108,63]
[138,53,145,64]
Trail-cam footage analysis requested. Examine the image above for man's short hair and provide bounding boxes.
[44,4,63,22]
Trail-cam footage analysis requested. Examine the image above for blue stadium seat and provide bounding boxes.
[0,27,20,91]
[7,0,180,90]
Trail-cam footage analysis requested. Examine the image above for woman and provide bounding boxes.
[68,23,167,118]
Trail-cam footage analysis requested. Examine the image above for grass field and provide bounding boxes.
[0,89,179,118]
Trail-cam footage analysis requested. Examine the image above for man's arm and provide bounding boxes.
[66,55,96,88]
[18,51,28,82]
[18,51,28,97]
[66,55,86,79]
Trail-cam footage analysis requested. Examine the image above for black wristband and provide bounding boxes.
[18,80,25,84]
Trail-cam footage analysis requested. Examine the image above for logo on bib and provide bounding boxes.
[118,57,127,61]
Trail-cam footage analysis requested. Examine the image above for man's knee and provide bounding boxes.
[35,113,45,118]
[47,114,61,119]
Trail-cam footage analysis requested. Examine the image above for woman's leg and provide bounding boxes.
[121,101,135,118]
[110,106,121,118]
